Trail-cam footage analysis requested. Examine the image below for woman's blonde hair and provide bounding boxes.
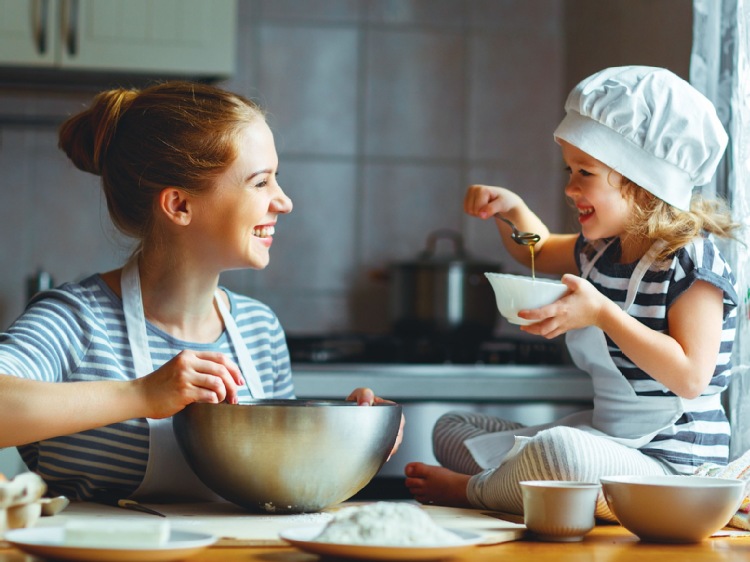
[621,177,739,262]
[58,81,265,243]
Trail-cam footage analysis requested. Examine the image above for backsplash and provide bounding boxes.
[0,0,690,335]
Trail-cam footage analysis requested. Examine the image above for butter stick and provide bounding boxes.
[64,519,170,548]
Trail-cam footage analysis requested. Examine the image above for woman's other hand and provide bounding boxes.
[138,350,245,418]
[346,387,405,461]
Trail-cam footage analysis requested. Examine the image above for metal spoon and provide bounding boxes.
[494,214,541,246]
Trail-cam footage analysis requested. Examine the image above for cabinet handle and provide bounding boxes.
[62,0,79,57]
[32,0,49,54]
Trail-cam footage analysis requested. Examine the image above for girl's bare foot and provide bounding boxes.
[404,462,472,507]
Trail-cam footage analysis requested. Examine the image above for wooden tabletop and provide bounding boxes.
[2,524,750,562]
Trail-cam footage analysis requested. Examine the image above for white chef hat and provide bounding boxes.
[553,66,728,211]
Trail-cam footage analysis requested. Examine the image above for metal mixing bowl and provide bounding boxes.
[173,399,402,513]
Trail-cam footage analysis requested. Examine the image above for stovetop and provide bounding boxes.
[286,333,571,366]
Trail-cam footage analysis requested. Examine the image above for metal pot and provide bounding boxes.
[389,229,501,337]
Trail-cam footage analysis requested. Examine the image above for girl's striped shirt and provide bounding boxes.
[576,234,738,473]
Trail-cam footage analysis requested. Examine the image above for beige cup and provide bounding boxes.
[521,480,600,542]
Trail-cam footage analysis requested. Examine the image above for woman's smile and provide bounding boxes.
[251,223,275,249]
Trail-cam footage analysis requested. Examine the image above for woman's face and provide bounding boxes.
[193,119,293,271]
[561,140,632,241]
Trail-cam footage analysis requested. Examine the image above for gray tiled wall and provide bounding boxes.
[224,0,567,335]
[0,0,691,336]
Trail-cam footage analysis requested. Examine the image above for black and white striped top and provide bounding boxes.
[0,274,294,499]
[576,234,738,473]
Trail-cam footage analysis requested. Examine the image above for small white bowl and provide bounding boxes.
[520,481,600,542]
[601,475,745,543]
[484,273,568,325]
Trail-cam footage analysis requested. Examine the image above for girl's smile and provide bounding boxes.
[561,140,631,243]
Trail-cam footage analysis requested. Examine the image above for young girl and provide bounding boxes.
[0,82,400,501]
[405,66,738,520]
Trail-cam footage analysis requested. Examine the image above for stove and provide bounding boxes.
[286,333,571,366]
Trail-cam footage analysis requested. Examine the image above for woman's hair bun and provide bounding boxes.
[58,88,138,176]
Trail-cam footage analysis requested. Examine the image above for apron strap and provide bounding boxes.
[581,238,667,313]
[214,291,265,398]
[623,240,668,311]
[580,239,615,279]
[121,257,153,378]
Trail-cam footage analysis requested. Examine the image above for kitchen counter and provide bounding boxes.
[2,518,749,561]
[292,363,593,402]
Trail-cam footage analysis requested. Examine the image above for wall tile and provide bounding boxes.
[0,130,33,328]
[257,24,359,156]
[257,0,363,23]
[364,29,465,159]
[467,31,565,164]
[360,161,464,266]
[220,17,258,99]
[251,289,356,334]
[365,0,466,27]
[467,0,563,31]
[253,157,359,291]
[28,133,132,281]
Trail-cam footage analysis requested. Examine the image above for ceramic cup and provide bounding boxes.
[521,480,601,542]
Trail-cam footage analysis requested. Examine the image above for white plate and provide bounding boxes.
[279,524,484,561]
[4,527,217,562]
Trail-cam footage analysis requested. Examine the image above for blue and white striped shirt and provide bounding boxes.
[0,274,294,499]
[576,234,738,473]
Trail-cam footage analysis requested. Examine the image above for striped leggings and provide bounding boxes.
[433,411,674,521]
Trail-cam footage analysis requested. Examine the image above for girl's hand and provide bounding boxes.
[518,274,612,338]
[138,350,245,419]
[346,387,405,461]
[464,184,525,219]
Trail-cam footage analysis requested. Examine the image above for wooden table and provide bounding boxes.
[2,524,750,562]
[2,500,750,562]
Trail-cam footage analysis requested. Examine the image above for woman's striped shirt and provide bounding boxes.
[0,274,294,499]
[576,234,738,474]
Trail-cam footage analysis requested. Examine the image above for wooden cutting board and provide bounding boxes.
[27,500,526,547]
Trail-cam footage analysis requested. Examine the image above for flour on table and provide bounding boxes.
[314,502,462,546]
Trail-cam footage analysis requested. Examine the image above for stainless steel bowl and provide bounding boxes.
[173,399,402,513]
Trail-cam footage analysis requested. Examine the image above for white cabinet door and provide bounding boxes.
[0,0,59,66]
[62,0,236,76]
[0,0,236,78]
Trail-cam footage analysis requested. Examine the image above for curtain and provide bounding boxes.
[691,0,750,459]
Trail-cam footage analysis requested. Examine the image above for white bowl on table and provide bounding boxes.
[600,475,745,543]
[484,273,568,326]
[520,480,601,542]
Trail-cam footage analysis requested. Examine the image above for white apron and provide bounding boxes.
[120,257,266,501]
[465,240,719,469]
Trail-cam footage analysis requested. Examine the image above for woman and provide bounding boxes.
[0,81,399,501]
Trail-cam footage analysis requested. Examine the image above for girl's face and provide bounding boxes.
[193,120,293,271]
[561,141,632,242]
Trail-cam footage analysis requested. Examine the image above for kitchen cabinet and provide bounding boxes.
[0,0,236,79]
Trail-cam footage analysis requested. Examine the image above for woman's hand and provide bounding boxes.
[347,387,405,461]
[518,274,611,338]
[137,350,245,419]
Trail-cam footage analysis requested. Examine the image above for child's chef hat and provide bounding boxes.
[553,66,728,211]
